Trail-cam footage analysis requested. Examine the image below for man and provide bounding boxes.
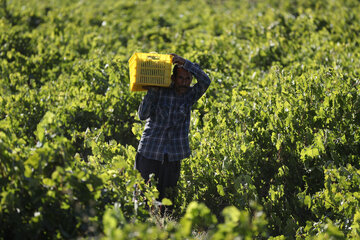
[135,53,211,209]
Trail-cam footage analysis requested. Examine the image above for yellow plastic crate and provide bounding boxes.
[128,53,173,92]
[128,53,173,91]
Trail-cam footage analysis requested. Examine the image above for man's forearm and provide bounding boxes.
[183,60,211,88]
[183,60,211,103]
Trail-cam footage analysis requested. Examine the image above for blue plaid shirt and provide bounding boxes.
[137,60,211,162]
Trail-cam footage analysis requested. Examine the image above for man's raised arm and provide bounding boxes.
[171,54,211,103]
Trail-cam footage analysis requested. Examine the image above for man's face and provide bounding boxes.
[173,67,193,95]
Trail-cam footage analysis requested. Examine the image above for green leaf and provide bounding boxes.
[161,198,172,206]
[304,195,311,208]
[217,184,225,196]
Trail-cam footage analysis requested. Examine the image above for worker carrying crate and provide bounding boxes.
[131,53,211,215]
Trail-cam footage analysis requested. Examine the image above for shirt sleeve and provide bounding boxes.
[183,60,211,105]
[138,89,159,120]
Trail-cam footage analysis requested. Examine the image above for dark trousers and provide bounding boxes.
[135,153,181,202]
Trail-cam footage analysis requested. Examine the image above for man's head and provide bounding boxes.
[172,64,193,95]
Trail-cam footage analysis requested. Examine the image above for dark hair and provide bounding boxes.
[172,64,182,78]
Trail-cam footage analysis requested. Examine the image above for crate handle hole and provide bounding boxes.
[147,56,160,60]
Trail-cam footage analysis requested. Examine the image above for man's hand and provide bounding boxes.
[170,53,186,66]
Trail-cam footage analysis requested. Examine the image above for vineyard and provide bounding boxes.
[1,0,360,239]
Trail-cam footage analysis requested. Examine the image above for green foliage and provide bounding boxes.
[212,203,268,239]
[297,164,360,239]
[1,0,360,239]
[102,201,268,239]
[180,201,217,236]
